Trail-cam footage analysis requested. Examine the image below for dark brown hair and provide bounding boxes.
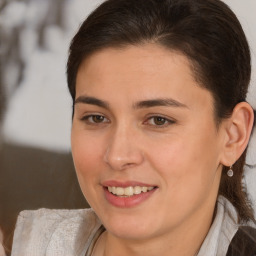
[67,0,255,222]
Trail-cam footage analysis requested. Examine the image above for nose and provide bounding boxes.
[104,125,144,171]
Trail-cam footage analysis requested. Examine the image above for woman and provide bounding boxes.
[11,0,256,255]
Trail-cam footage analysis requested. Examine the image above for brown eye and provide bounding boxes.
[145,115,175,127]
[81,114,109,124]
[153,117,167,125]
[92,115,105,123]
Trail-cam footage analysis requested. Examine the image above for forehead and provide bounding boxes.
[76,44,213,111]
[77,44,195,88]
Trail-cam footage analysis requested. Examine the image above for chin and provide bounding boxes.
[100,212,160,240]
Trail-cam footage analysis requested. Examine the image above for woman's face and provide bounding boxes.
[71,44,226,240]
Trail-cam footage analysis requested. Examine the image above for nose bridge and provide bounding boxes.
[104,120,143,170]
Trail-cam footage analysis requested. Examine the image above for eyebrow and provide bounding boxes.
[74,96,188,109]
[134,98,188,109]
[74,96,110,109]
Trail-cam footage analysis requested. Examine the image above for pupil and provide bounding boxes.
[155,117,165,125]
[93,115,103,123]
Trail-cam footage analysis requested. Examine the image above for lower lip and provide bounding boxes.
[103,187,157,208]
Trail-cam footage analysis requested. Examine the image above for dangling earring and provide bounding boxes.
[227,166,233,177]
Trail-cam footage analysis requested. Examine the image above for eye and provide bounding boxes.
[145,116,175,127]
[81,114,109,124]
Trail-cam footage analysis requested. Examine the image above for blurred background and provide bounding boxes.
[0,0,103,253]
[0,0,255,254]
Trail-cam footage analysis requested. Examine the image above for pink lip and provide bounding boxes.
[102,180,158,208]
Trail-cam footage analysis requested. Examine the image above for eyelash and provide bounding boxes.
[144,115,176,128]
[80,114,109,124]
[80,114,176,128]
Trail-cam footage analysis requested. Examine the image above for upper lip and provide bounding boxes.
[102,180,157,188]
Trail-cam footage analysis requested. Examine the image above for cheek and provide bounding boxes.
[150,134,221,221]
[71,131,104,190]
[152,128,221,191]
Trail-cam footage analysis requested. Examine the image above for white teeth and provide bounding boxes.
[124,187,134,196]
[107,186,154,196]
[116,187,124,196]
[111,187,116,194]
[134,186,142,194]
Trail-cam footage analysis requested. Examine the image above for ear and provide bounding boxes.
[220,102,254,166]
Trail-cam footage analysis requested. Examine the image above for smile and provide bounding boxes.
[103,181,158,207]
[108,186,154,197]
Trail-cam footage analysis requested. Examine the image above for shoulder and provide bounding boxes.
[15,207,98,225]
[11,208,102,256]
[199,196,256,256]
[226,226,256,256]
[217,196,256,256]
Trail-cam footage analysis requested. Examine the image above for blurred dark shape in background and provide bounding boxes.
[0,0,92,254]
[0,144,88,255]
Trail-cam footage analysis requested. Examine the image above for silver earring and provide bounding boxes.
[227,166,233,177]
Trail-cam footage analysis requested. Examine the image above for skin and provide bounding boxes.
[71,44,253,256]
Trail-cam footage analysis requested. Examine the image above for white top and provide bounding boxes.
[11,196,248,256]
